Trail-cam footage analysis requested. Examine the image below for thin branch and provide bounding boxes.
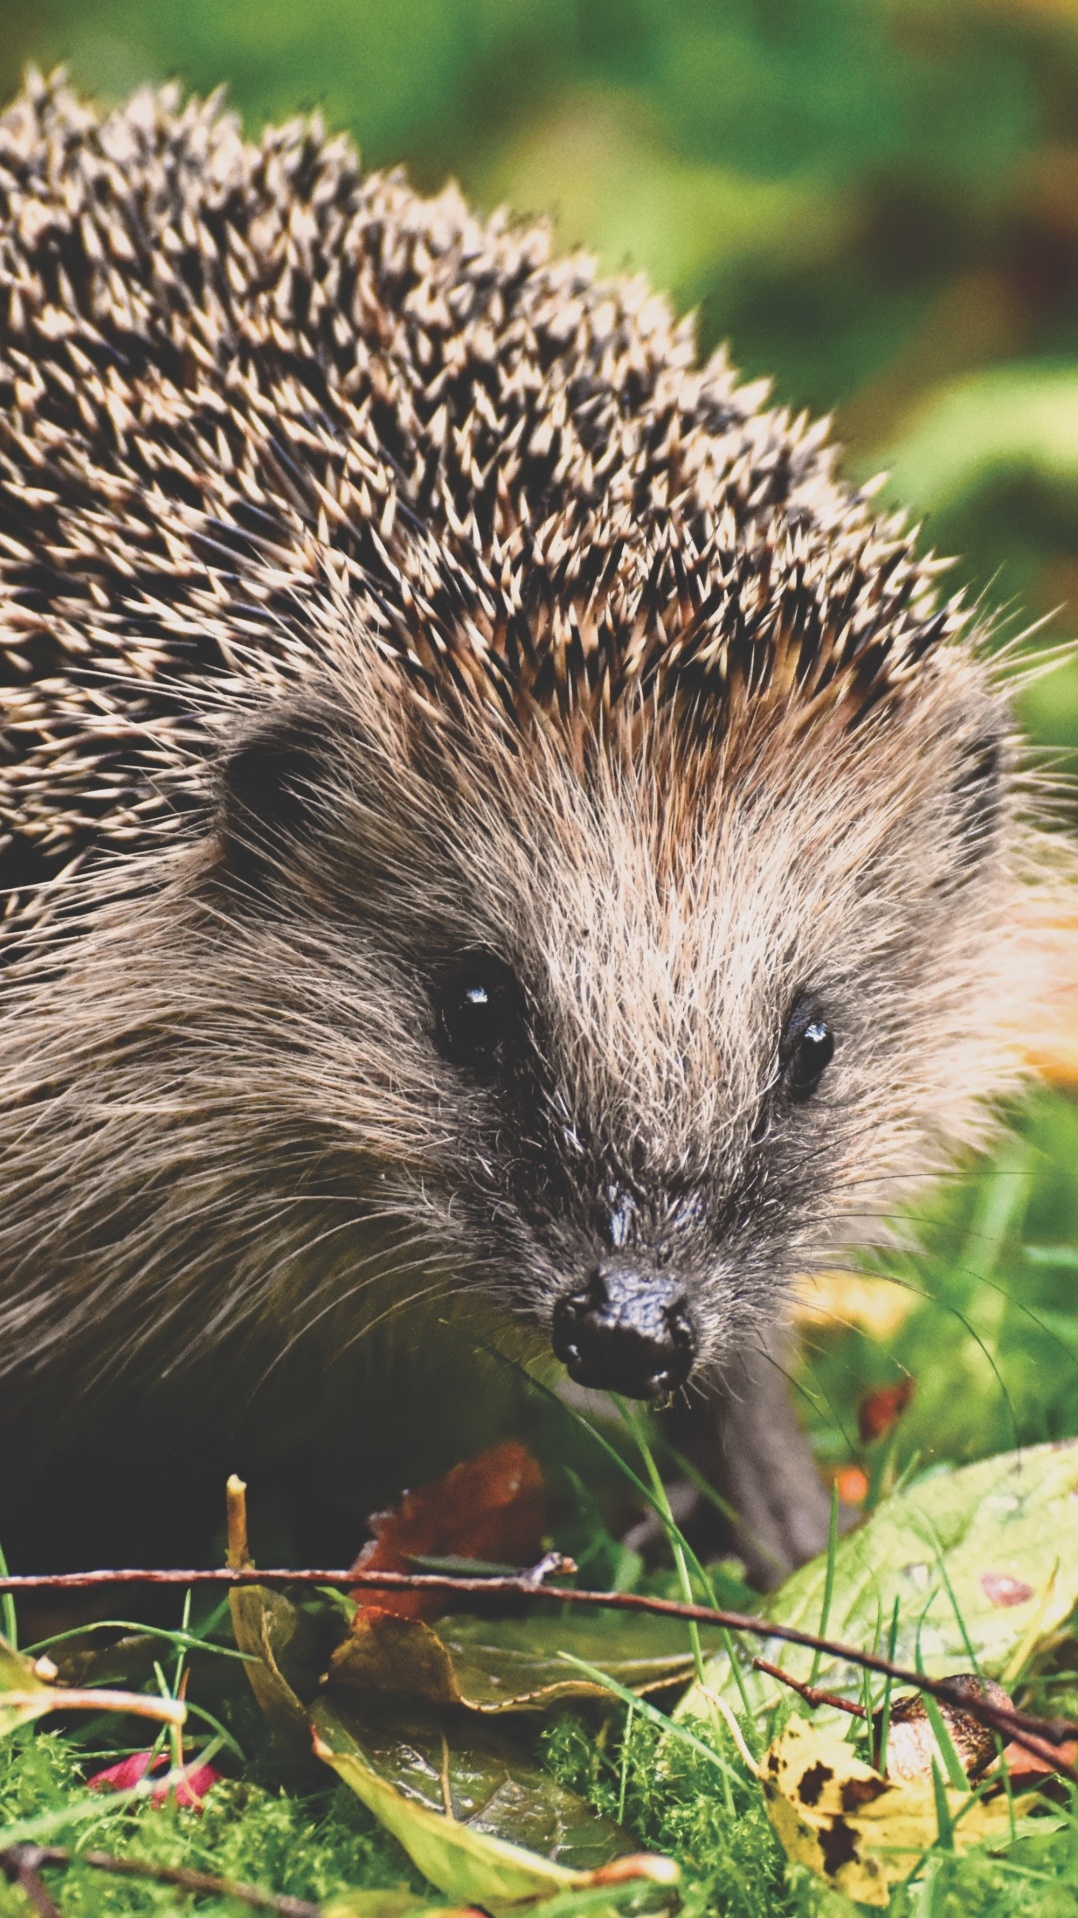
[0,1843,321,1918]
[752,1657,867,1719]
[0,1848,63,1918]
[3,1687,185,1725]
[0,1561,582,1596]
[2,1560,1075,1779]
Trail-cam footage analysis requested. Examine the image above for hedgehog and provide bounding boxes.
[0,70,1060,1584]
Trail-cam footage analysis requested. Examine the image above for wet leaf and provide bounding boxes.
[311,1695,676,1918]
[761,1713,1038,1907]
[329,1609,709,1713]
[47,1632,161,1692]
[312,1695,632,1871]
[683,1440,1078,1731]
[352,1442,546,1622]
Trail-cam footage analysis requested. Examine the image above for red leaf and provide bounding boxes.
[857,1379,914,1444]
[88,1749,221,1809]
[350,1439,546,1621]
[88,1751,157,1792]
[162,1761,223,1809]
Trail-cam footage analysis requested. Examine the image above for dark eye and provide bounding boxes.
[782,1002,835,1102]
[434,956,521,1072]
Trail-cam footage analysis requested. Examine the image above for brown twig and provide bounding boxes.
[2,1560,1076,1780]
[752,1656,867,1719]
[0,1848,63,1918]
[0,1843,321,1918]
[0,1561,580,1595]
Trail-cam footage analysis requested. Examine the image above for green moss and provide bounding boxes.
[0,1731,426,1915]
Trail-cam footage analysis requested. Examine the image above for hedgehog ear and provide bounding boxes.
[215,701,330,891]
[951,726,1006,872]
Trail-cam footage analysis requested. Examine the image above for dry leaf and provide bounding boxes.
[351,1441,546,1622]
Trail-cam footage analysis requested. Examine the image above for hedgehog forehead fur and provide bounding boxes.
[0,72,1056,1407]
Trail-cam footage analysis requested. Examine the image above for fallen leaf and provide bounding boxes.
[762,1713,1037,1906]
[329,1608,712,1712]
[682,1440,1078,1733]
[88,1749,222,1809]
[311,1695,677,1918]
[352,1442,546,1621]
[46,1631,160,1693]
[995,1739,1078,1784]
[229,1582,331,1752]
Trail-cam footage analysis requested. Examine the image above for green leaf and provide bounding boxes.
[682,1440,1078,1734]
[0,1632,54,1740]
[329,1609,711,1714]
[311,1695,677,1918]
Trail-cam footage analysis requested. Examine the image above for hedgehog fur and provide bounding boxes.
[0,72,1061,1572]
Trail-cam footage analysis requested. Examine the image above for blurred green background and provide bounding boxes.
[8,0,1078,1480]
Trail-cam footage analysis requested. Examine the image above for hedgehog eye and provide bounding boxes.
[782,1001,834,1102]
[434,956,521,1073]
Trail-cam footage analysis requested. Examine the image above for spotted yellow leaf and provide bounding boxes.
[761,1714,1037,1906]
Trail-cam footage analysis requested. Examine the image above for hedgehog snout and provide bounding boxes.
[551,1259,695,1399]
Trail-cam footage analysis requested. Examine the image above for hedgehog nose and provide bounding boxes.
[551,1261,695,1399]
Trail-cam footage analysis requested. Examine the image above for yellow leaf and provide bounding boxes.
[761,1715,1035,1906]
[790,1271,914,1338]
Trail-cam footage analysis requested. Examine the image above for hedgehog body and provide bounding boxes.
[0,74,1053,1575]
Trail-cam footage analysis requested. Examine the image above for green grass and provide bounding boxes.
[798,1087,1078,1484]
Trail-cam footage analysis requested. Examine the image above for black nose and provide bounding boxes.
[551,1261,695,1399]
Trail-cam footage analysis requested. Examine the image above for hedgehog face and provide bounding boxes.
[398,677,1021,1402]
[211,661,1024,1403]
